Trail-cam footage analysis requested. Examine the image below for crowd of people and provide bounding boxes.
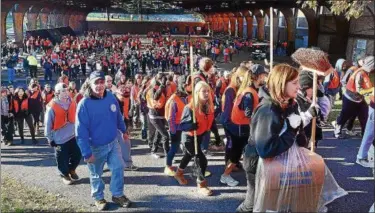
[1,30,374,212]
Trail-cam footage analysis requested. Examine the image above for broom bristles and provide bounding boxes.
[291,48,332,73]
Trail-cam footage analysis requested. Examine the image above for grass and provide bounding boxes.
[1,175,86,212]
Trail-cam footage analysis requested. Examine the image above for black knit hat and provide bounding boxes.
[299,70,313,90]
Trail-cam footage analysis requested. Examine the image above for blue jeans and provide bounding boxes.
[87,139,125,201]
[357,107,374,160]
[167,131,182,166]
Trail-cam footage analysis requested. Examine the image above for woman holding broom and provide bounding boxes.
[174,81,214,196]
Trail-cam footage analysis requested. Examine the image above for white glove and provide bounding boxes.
[9,113,13,117]
[287,113,302,129]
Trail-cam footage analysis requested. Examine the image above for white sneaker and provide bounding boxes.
[220,174,239,187]
[356,158,373,168]
[346,130,359,137]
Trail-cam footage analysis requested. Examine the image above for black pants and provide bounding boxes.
[29,65,37,78]
[31,112,41,127]
[147,115,160,149]
[54,138,82,177]
[149,118,170,155]
[210,120,221,146]
[1,116,14,142]
[16,114,35,140]
[179,135,207,181]
[337,95,368,135]
[81,64,86,76]
[227,131,248,164]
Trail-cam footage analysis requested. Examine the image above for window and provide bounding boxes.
[352,39,367,65]
[297,17,308,29]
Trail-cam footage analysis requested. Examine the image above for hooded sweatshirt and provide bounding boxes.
[44,98,75,144]
[75,90,126,159]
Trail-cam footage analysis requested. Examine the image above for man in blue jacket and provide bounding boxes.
[75,71,131,211]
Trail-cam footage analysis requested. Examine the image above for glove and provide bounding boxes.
[48,140,57,147]
[191,123,199,131]
[286,113,302,133]
[307,104,320,118]
[8,113,13,117]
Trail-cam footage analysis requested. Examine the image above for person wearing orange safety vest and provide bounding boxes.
[163,75,188,177]
[334,56,374,139]
[165,74,177,100]
[130,74,142,128]
[115,85,139,171]
[28,83,43,136]
[215,71,230,113]
[174,81,214,196]
[221,64,266,190]
[223,46,230,63]
[45,83,81,185]
[324,58,348,106]
[220,66,249,175]
[147,75,169,159]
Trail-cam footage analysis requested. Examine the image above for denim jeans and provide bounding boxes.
[117,130,133,167]
[357,107,374,160]
[200,131,210,151]
[167,131,181,166]
[55,138,82,176]
[140,112,148,140]
[87,139,125,201]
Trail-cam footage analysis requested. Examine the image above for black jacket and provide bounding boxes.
[248,94,308,159]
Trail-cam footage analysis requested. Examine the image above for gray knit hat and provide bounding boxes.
[362,56,374,72]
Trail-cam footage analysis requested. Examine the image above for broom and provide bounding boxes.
[291,48,333,152]
[189,45,205,180]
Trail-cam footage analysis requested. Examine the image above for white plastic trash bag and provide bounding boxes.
[253,142,347,212]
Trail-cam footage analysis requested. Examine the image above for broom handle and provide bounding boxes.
[190,45,198,156]
[310,71,317,152]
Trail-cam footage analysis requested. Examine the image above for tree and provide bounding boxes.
[298,0,372,19]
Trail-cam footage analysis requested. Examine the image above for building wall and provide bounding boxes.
[87,21,206,34]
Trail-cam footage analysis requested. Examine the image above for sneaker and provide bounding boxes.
[346,130,360,137]
[356,158,373,168]
[203,150,214,156]
[69,170,80,181]
[220,174,239,187]
[151,153,162,159]
[95,199,108,211]
[112,195,132,208]
[124,165,139,171]
[62,175,73,185]
[164,166,176,176]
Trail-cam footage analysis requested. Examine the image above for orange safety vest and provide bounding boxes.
[30,91,40,100]
[13,99,29,113]
[346,69,373,93]
[224,48,230,54]
[215,47,220,55]
[132,86,140,104]
[174,57,180,65]
[186,102,214,136]
[219,77,228,96]
[48,100,76,131]
[122,97,130,119]
[69,89,77,99]
[43,91,55,105]
[165,94,186,123]
[328,70,340,89]
[146,88,166,109]
[221,84,237,112]
[231,87,259,125]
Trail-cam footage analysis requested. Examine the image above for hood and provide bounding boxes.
[335,58,346,72]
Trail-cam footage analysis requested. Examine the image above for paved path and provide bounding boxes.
[1,127,374,212]
[1,51,373,212]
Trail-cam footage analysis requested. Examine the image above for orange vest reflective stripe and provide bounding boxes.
[13,99,28,113]
[231,87,259,125]
[221,84,237,112]
[219,77,228,96]
[123,97,130,119]
[346,69,373,93]
[186,102,214,136]
[48,100,76,131]
[328,70,340,89]
[165,94,185,123]
[146,89,166,109]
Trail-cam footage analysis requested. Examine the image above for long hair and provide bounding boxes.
[193,81,214,114]
[231,66,249,89]
[236,69,253,98]
[267,63,299,105]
